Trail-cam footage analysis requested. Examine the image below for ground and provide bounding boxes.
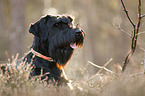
[1,57,145,96]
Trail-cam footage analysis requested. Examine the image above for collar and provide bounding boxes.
[31,48,54,62]
[31,48,63,70]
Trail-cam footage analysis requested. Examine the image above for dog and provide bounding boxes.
[22,15,85,85]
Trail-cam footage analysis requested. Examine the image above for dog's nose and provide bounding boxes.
[75,29,82,36]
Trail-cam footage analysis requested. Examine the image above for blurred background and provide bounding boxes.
[0,0,145,79]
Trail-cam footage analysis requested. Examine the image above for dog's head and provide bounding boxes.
[29,15,85,68]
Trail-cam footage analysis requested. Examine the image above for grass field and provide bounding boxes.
[1,57,145,96]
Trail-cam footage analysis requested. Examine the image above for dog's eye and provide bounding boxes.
[54,22,70,28]
[54,23,62,28]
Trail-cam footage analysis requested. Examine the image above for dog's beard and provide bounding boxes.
[70,31,85,49]
[49,31,75,67]
[48,30,85,67]
[50,47,74,67]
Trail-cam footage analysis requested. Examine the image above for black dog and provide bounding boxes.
[23,15,85,85]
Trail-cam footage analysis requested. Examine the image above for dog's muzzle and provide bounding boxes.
[70,29,85,49]
[75,28,85,37]
[75,29,82,36]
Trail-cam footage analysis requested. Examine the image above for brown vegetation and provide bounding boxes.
[0,0,145,96]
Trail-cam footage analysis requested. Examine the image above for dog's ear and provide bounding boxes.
[67,16,73,23]
[29,16,51,41]
[29,24,38,36]
[43,15,51,24]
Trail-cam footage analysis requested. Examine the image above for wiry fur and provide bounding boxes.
[24,15,85,85]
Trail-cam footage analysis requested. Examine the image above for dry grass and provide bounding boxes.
[1,56,145,96]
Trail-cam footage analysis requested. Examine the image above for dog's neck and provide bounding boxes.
[30,48,54,62]
[32,36,50,57]
[30,36,74,70]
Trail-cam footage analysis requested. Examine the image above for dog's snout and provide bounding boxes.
[75,29,81,33]
[75,29,82,35]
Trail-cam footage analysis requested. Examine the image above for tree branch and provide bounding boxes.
[88,59,114,74]
[120,0,136,28]
[122,0,143,71]
[87,58,117,81]
[141,14,145,18]
[137,31,145,35]
[113,24,132,38]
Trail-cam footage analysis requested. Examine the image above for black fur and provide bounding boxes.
[24,15,85,85]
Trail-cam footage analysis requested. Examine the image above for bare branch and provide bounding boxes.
[97,58,113,74]
[130,72,143,77]
[139,47,145,76]
[87,58,116,81]
[120,0,136,28]
[113,24,132,38]
[122,0,143,71]
[136,0,142,31]
[141,14,145,18]
[142,48,145,76]
[136,31,145,35]
[62,68,74,90]
[122,50,133,71]
[139,47,145,51]
[88,59,114,74]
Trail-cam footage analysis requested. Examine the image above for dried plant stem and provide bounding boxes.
[139,47,145,76]
[137,31,145,35]
[62,68,74,90]
[88,58,115,81]
[122,0,143,71]
[113,24,132,38]
[97,58,113,74]
[141,14,145,17]
[142,48,145,76]
[120,0,135,28]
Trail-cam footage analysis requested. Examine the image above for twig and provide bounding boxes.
[122,50,133,71]
[97,58,113,74]
[113,24,132,38]
[88,59,114,74]
[142,48,145,76]
[120,0,136,28]
[62,68,74,90]
[141,14,145,18]
[122,0,143,71]
[137,31,145,35]
[130,72,143,77]
[87,58,116,81]
[139,47,145,76]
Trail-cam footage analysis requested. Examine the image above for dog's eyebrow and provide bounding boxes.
[61,18,69,23]
[56,17,70,24]
[54,20,68,25]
